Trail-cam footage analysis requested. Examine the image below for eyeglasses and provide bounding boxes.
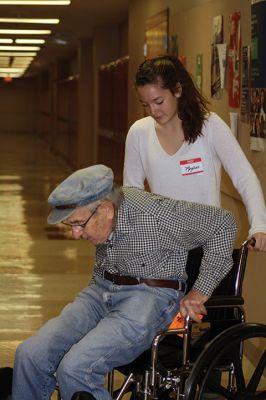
[62,205,99,229]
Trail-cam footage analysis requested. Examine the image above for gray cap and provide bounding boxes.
[47,164,114,224]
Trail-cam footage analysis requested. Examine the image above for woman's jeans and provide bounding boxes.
[12,276,183,400]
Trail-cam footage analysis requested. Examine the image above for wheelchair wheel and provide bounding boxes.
[183,323,266,399]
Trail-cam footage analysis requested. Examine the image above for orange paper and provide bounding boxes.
[168,312,203,336]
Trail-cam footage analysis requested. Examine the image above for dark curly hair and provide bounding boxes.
[135,55,210,143]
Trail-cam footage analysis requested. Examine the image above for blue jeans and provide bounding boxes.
[12,276,183,400]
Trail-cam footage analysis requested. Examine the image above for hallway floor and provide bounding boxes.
[0,132,96,397]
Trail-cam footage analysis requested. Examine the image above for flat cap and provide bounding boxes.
[47,164,114,224]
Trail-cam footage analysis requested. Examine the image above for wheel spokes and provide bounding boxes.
[255,390,266,399]
[230,346,246,392]
[183,324,266,400]
[246,350,266,393]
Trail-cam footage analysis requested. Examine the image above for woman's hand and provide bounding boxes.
[249,232,266,252]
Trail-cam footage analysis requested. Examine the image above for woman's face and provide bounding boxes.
[137,83,179,125]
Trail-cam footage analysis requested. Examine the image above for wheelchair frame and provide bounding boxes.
[109,239,266,400]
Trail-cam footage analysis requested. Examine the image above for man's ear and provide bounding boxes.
[102,201,115,220]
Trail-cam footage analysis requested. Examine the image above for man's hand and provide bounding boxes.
[179,288,209,322]
[249,233,266,252]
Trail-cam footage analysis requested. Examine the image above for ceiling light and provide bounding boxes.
[0,60,9,67]
[0,45,40,51]
[12,57,34,61]
[0,67,25,73]
[15,39,45,44]
[0,52,37,56]
[13,61,31,65]
[0,29,51,35]
[12,64,31,68]
[0,38,13,43]
[1,73,23,78]
[13,65,31,69]
[9,56,34,67]
[0,18,59,24]
[0,1,70,4]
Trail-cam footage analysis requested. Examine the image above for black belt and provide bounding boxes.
[103,270,186,291]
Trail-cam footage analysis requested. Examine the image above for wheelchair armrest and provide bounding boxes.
[205,295,244,307]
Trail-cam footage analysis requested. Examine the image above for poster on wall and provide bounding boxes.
[228,11,241,108]
[196,54,203,92]
[216,44,227,89]
[240,46,250,123]
[144,9,169,58]
[250,0,266,151]
[211,15,223,98]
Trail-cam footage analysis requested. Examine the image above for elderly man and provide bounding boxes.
[12,164,236,400]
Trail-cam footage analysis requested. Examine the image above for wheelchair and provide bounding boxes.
[105,238,266,400]
[63,238,266,400]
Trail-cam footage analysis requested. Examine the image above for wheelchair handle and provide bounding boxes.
[242,237,256,248]
[233,237,255,296]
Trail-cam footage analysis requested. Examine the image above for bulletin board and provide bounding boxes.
[145,9,169,58]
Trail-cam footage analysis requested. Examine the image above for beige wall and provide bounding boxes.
[128,0,266,325]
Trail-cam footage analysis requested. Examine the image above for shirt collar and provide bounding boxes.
[113,198,132,237]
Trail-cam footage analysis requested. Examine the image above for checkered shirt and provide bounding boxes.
[94,188,237,296]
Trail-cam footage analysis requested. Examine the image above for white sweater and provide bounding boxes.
[123,113,266,236]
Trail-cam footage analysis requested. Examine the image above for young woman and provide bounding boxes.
[123,55,266,251]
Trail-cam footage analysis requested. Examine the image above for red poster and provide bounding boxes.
[228,12,241,108]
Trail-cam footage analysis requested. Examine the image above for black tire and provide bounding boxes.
[183,323,266,399]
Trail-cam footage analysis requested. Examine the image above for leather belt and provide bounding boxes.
[103,270,186,291]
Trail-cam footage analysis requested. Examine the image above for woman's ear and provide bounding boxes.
[175,83,182,98]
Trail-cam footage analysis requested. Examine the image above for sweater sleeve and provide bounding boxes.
[208,113,266,236]
[193,211,237,296]
[123,121,146,189]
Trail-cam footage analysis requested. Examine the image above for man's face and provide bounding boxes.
[63,201,115,245]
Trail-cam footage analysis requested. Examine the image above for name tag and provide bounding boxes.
[180,157,204,176]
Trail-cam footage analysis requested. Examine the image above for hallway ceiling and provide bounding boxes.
[0,0,130,78]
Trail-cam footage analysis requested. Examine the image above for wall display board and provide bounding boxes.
[216,44,227,90]
[196,54,203,92]
[211,15,223,98]
[250,0,266,151]
[241,46,250,123]
[228,11,241,108]
[144,9,169,58]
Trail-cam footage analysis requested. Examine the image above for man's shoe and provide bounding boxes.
[201,393,220,399]
[71,391,96,400]
[0,367,13,400]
